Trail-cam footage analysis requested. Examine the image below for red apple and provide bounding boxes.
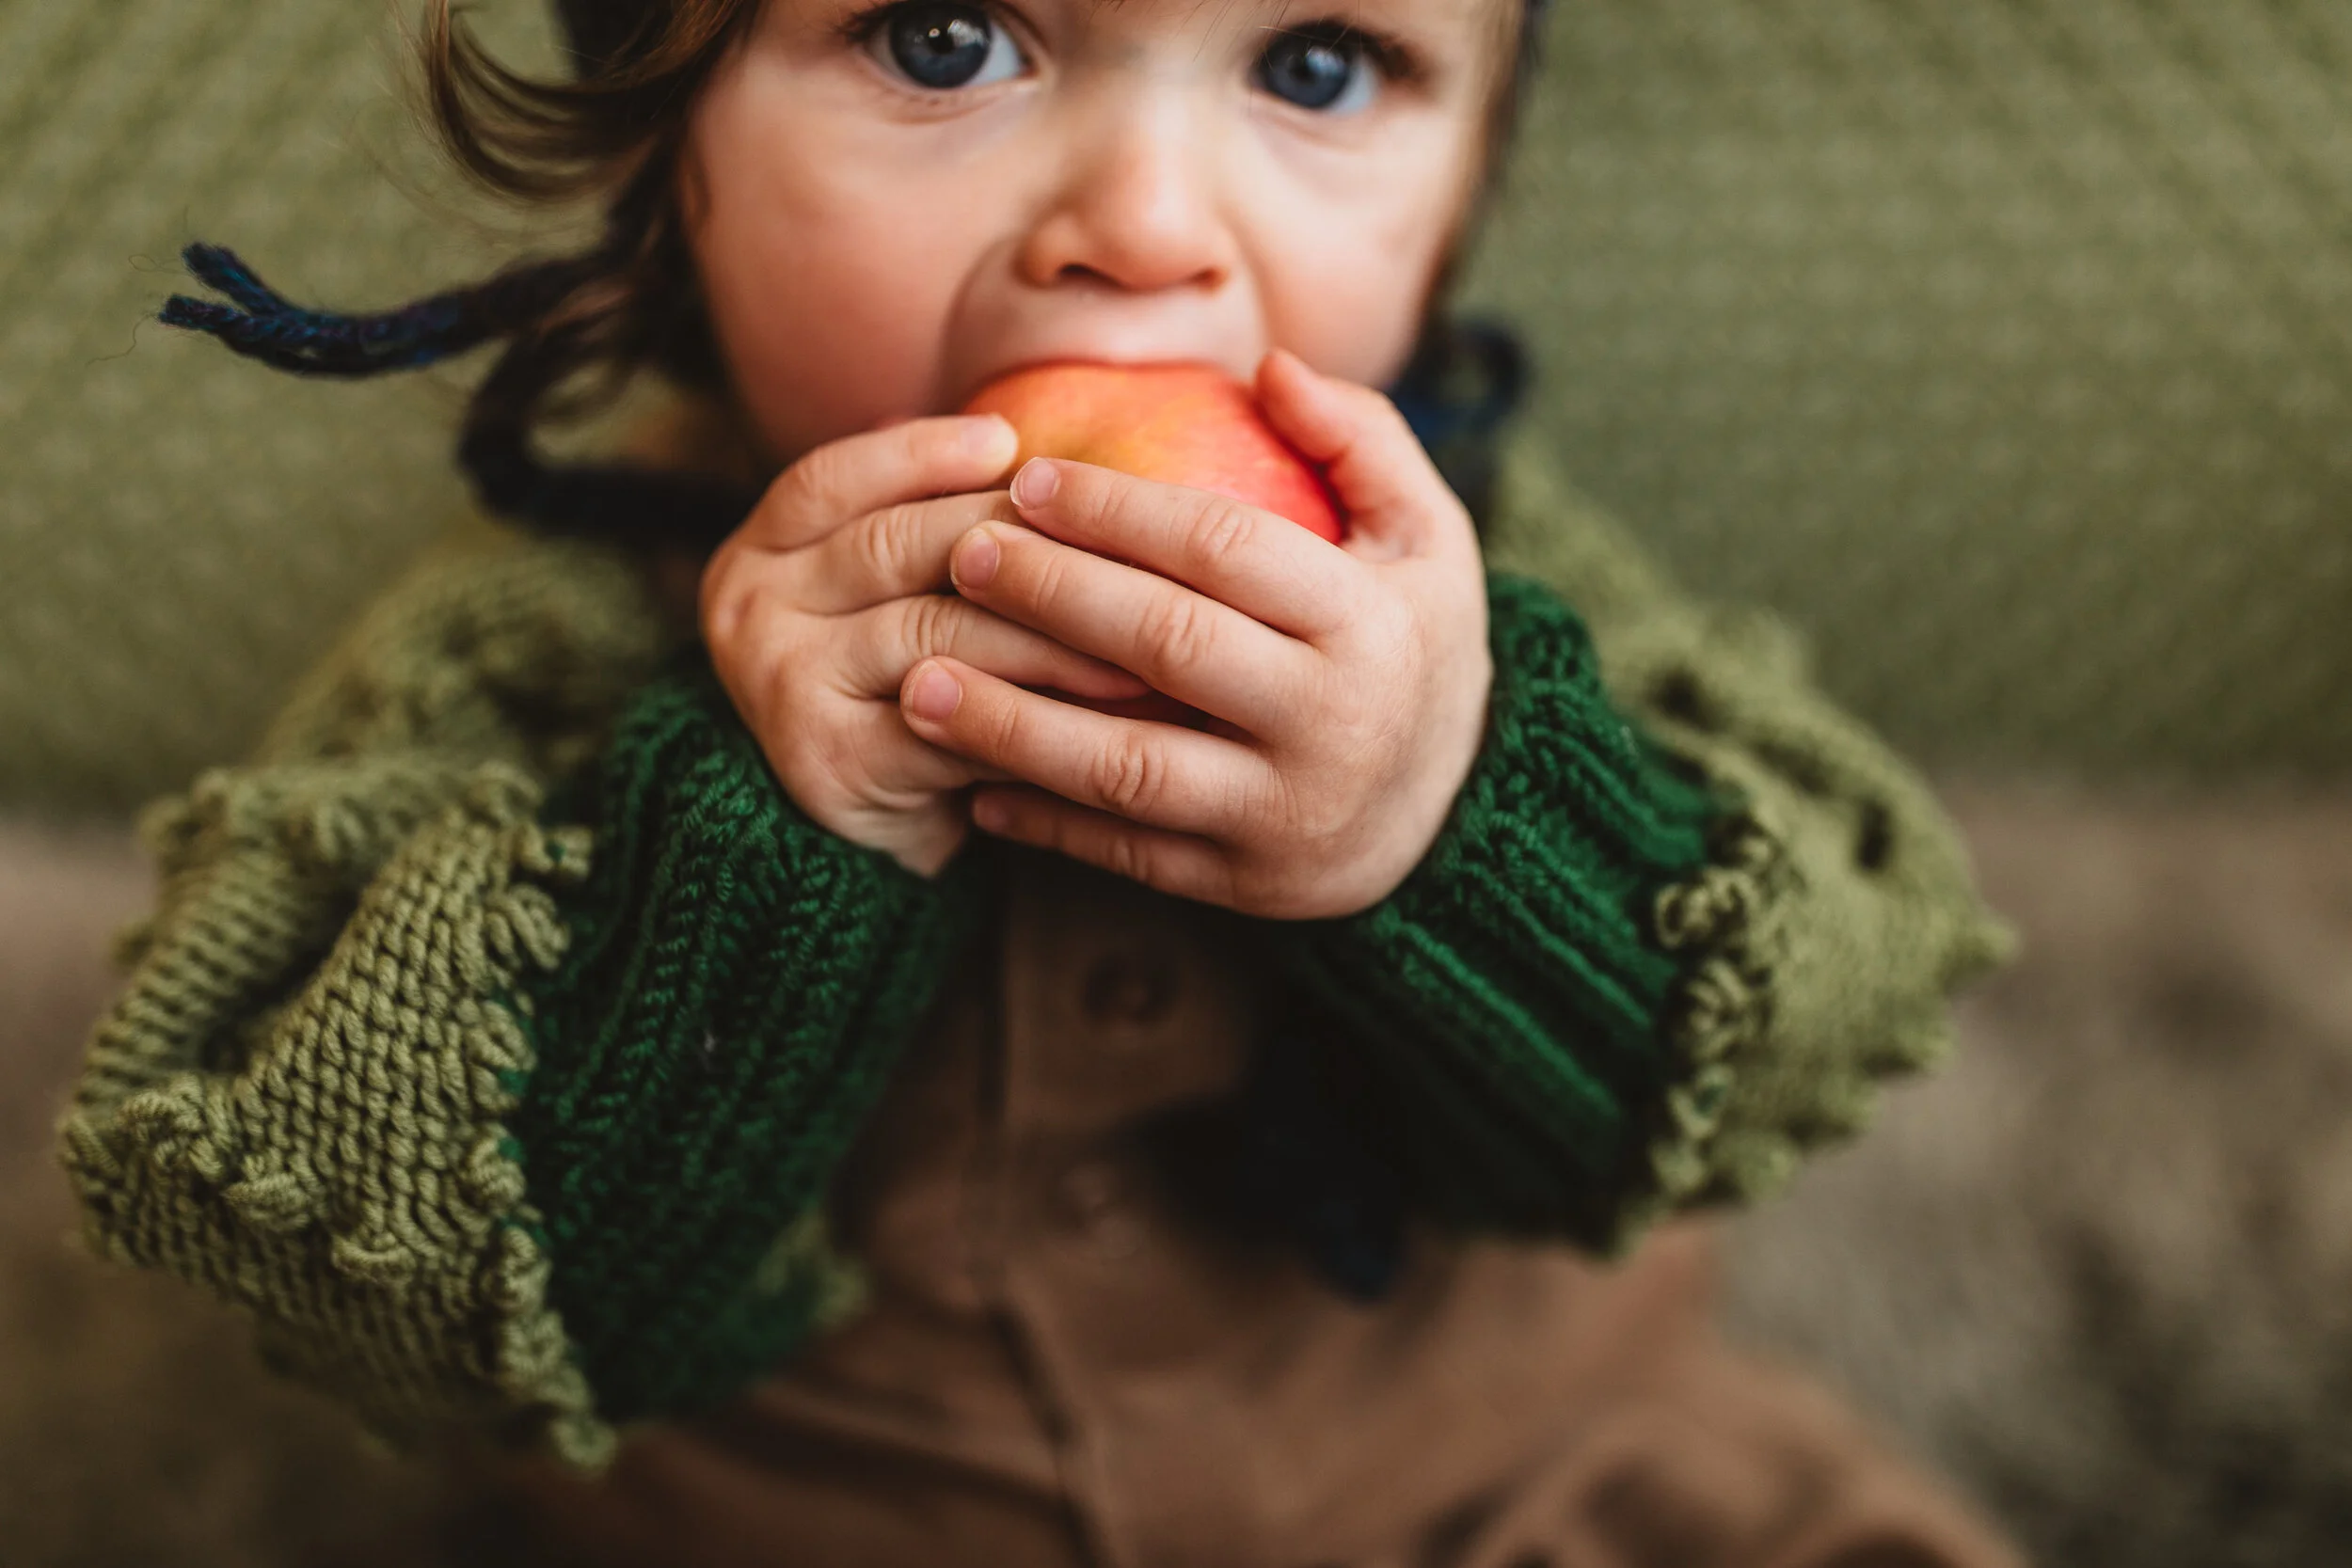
[958,362,1344,727]
[961,362,1346,544]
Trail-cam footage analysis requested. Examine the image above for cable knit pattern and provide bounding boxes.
[508,664,982,1423]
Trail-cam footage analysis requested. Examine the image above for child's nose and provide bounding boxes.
[1015,98,1236,297]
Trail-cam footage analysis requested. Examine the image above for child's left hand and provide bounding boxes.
[900,350,1494,921]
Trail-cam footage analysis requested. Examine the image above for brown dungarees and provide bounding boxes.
[499,856,2019,1568]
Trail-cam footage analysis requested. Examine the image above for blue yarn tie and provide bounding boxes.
[159,243,560,378]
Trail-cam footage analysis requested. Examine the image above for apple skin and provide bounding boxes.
[961,363,1346,544]
[958,362,1346,728]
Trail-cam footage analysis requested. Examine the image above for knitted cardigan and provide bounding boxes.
[59,428,2010,1465]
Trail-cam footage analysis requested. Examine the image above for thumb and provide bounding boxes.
[1253,348,1470,562]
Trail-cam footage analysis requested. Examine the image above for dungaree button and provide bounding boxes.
[1081,953,1177,1025]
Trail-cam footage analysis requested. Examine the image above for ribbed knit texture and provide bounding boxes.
[1283,576,1730,1245]
[56,428,2010,1460]
[1482,428,2015,1219]
[508,663,982,1422]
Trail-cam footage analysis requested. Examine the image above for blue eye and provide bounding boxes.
[870,3,1026,92]
[1255,27,1378,115]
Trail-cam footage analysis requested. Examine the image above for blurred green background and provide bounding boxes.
[5,0,2351,813]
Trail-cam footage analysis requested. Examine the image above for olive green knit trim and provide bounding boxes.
[1472,426,2012,1241]
[56,528,679,1467]
[1594,605,2016,1223]
[1609,807,1793,1241]
[60,762,612,1462]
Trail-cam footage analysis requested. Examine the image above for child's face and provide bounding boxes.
[684,0,1512,463]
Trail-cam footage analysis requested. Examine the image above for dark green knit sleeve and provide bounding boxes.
[1279,576,1736,1246]
[507,659,984,1429]
[59,531,981,1468]
[1293,428,2012,1252]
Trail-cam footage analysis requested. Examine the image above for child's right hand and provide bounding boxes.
[701,415,1147,879]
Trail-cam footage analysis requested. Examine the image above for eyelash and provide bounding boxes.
[828,2,1426,96]
[1269,21,1423,90]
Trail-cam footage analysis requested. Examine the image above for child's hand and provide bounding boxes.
[899,351,1494,920]
[702,416,1149,878]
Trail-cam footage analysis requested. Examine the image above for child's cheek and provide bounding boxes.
[684,79,973,463]
[1246,123,1485,389]
[690,192,962,462]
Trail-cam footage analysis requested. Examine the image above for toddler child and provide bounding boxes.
[63,1,2024,1562]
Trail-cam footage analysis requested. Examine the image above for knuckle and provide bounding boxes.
[862,501,929,588]
[1102,832,1155,887]
[699,550,749,645]
[902,591,962,657]
[976,685,1027,762]
[1189,500,1262,571]
[778,443,853,525]
[710,583,787,687]
[1067,471,1120,532]
[1090,730,1167,816]
[1023,539,1072,607]
[1142,592,1218,680]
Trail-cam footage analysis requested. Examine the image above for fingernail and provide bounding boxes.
[906,664,962,722]
[972,795,1010,832]
[951,528,1001,591]
[1010,457,1060,510]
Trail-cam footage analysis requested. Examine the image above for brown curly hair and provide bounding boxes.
[165,1,1549,544]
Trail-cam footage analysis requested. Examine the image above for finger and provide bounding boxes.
[737,414,1022,554]
[834,699,1013,797]
[702,486,1027,653]
[834,596,1150,703]
[949,522,1309,731]
[1254,349,1474,564]
[969,787,1238,908]
[900,658,1270,836]
[1005,457,1360,641]
[786,489,1026,612]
